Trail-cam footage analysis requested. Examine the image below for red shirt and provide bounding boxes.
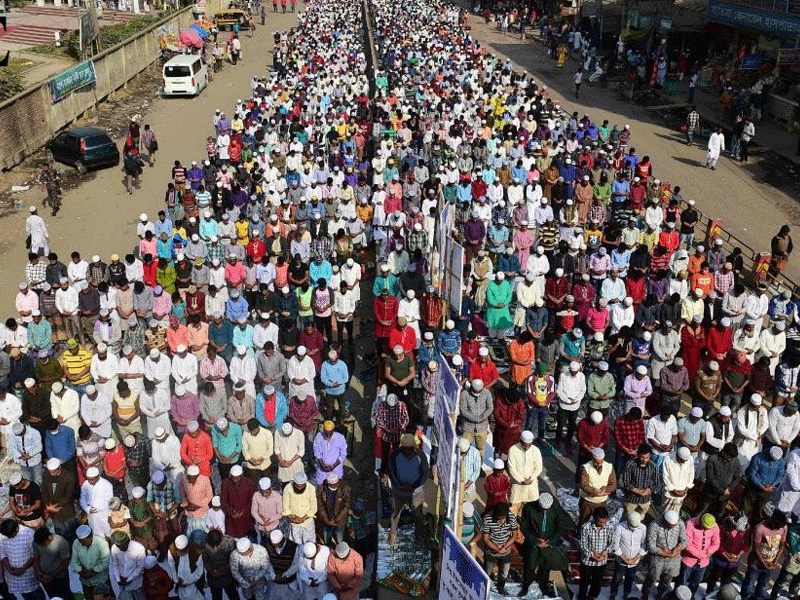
[614,416,645,455]
[625,276,647,306]
[461,339,481,365]
[373,296,399,338]
[707,327,733,359]
[389,326,416,354]
[246,240,267,263]
[470,359,499,387]
[103,446,126,481]
[578,419,610,459]
[484,472,511,512]
[143,262,158,287]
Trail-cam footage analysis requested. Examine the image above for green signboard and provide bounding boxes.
[48,61,96,104]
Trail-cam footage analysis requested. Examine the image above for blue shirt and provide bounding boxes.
[232,324,254,351]
[438,330,461,355]
[255,390,288,428]
[611,180,630,203]
[309,261,333,285]
[747,451,786,488]
[154,219,173,238]
[321,360,349,395]
[44,425,76,462]
[226,297,249,322]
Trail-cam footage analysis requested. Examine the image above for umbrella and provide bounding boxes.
[179,29,203,47]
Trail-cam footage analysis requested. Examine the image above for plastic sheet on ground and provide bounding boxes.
[377,524,431,597]
[556,487,624,530]
[489,581,561,600]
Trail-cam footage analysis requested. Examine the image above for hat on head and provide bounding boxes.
[664,510,680,525]
[269,530,284,545]
[186,465,200,476]
[230,465,243,476]
[690,406,703,418]
[152,470,165,484]
[628,511,643,527]
[591,448,605,459]
[701,513,717,529]
[9,472,22,485]
[46,458,61,471]
[302,542,319,559]
[211,496,221,507]
[144,556,158,569]
[771,446,784,460]
[259,477,272,491]
[719,406,732,416]
[538,493,553,508]
[750,393,763,406]
[677,447,692,461]
[86,466,100,478]
[675,586,692,600]
[132,487,145,499]
[335,542,350,559]
[236,538,252,553]
[76,525,92,540]
[293,471,307,485]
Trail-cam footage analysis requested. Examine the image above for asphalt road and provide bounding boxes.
[0,9,298,313]
[463,16,800,286]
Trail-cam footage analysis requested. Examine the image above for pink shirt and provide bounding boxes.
[251,490,282,532]
[180,474,213,518]
[15,291,39,322]
[681,517,720,568]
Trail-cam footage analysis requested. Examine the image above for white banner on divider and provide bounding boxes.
[440,525,490,600]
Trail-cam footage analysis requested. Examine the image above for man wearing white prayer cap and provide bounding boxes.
[274,421,305,484]
[166,535,205,600]
[230,535,273,600]
[508,430,543,516]
[327,541,364,600]
[555,360,586,449]
[297,541,332,600]
[641,509,687,600]
[662,445,696,513]
[735,392,768,464]
[283,471,317,544]
[80,465,114,538]
[578,446,616,524]
[518,490,568,597]
[265,527,301,600]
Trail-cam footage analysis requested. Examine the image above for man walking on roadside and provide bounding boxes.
[574,69,583,99]
[741,118,755,163]
[686,106,699,146]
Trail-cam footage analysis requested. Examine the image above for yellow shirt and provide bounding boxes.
[282,484,317,522]
[61,349,92,385]
[243,428,273,468]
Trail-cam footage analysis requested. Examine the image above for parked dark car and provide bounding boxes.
[45,127,120,173]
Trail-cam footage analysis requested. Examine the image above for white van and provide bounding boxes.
[162,55,209,96]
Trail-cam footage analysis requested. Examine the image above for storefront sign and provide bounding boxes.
[660,15,673,30]
[48,61,96,103]
[707,0,800,35]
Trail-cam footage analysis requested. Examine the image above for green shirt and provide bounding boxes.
[212,422,243,459]
[388,354,414,382]
[70,536,110,585]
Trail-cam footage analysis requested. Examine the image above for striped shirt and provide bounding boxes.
[622,460,658,504]
[61,349,92,385]
[481,513,518,557]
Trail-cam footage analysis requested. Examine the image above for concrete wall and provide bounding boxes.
[0,0,224,170]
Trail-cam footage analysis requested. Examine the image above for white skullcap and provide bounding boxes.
[771,446,784,460]
[293,471,307,485]
[132,486,145,499]
[186,465,200,476]
[677,447,692,461]
[664,510,680,525]
[493,459,505,470]
[569,361,580,372]
[76,525,92,539]
[636,365,648,375]
[269,529,284,545]
[521,430,534,444]
[174,535,189,550]
[303,542,317,558]
[628,511,643,527]
[46,458,61,470]
[719,406,732,416]
[673,357,684,367]
[591,448,605,459]
[86,467,100,478]
[259,477,272,491]
[230,465,243,476]
[236,538,252,553]
[709,361,719,371]
[750,393,763,406]
[676,586,692,600]
[152,470,165,484]
[478,347,489,356]
[690,407,703,418]
[9,472,22,485]
[144,555,158,569]
[591,411,603,424]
